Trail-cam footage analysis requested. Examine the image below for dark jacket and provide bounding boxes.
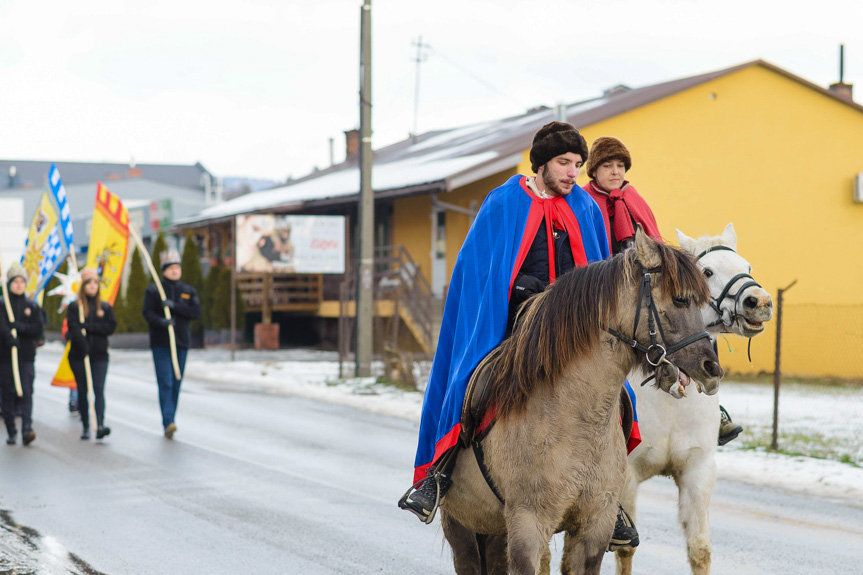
[143,279,201,349]
[66,298,117,361]
[507,218,577,333]
[0,293,44,364]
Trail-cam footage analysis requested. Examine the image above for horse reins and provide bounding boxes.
[696,245,762,361]
[607,265,711,386]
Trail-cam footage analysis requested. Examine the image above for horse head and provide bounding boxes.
[625,228,724,397]
[676,223,774,338]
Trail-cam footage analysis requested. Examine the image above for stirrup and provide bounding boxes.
[397,474,443,525]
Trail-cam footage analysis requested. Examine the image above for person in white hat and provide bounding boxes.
[142,249,201,439]
[0,264,43,446]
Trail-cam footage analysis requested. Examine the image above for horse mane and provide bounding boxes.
[481,240,710,420]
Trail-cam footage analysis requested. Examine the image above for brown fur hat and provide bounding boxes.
[585,136,632,179]
[529,122,589,173]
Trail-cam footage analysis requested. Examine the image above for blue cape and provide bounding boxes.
[413,175,610,481]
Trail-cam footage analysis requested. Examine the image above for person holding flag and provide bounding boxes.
[66,267,117,440]
[51,181,129,427]
[142,250,201,439]
[0,264,43,446]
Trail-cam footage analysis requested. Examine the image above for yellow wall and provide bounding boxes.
[392,194,432,282]
[567,64,863,378]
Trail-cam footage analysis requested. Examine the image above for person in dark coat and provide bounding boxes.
[142,250,201,439]
[66,267,117,440]
[0,264,43,446]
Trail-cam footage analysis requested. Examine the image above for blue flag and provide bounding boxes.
[49,163,74,248]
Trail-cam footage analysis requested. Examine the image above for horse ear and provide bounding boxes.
[720,222,738,250]
[635,225,662,269]
[676,229,696,253]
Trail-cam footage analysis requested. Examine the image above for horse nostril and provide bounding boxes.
[743,296,758,309]
[703,360,722,378]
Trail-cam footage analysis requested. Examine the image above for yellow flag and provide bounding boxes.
[52,183,130,388]
[21,193,65,299]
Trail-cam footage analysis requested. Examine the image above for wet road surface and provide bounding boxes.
[0,349,860,574]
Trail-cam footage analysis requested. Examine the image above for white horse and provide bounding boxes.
[612,223,774,575]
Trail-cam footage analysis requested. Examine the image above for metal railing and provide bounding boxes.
[338,245,437,376]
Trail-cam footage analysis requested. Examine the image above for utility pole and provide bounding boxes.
[355,0,374,377]
[412,35,429,140]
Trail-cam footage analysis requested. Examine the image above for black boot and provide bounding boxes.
[399,472,452,524]
[80,428,90,440]
[96,426,111,439]
[718,405,743,445]
[22,429,36,446]
[607,504,639,551]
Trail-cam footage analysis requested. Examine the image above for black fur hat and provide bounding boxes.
[529,121,589,173]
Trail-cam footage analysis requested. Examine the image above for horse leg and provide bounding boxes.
[560,530,607,575]
[479,533,509,575]
[505,508,552,575]
[614,469,640,575]
[440,509,485,575]
[674,455,716,575]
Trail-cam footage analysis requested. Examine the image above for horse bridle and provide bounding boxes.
[607,265,711,383]
[696,246,763,331]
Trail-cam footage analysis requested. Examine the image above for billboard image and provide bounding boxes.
[236,214,345,274]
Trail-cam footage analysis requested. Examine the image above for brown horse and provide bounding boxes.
[438,230,723,575]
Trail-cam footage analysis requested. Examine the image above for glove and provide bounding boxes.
[8,321,20,332]
[158,317,176,328]
[511,273,546,306]
[163,299,175,310]
[82,321,92,331]
[4,334,18,347]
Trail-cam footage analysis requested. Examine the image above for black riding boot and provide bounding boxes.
[398,450,457,523]
[608,504,639,551]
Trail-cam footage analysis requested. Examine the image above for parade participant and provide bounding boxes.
[0,264,43,446]
[584,136,742,445]
[142,250,201,439]
[66,267,117,440]
[400,121,639,548]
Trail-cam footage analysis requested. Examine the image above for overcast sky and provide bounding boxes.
[1,0,861,182]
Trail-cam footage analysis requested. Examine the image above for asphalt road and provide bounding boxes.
[0,350,861,574]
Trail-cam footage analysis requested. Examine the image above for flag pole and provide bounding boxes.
[64,247,95,428]
[128,225,181,380]
[0,247,23,397]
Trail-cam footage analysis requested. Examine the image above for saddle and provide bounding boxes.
[460,346,636,447]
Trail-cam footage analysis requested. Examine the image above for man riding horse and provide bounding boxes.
[399,121,639,550]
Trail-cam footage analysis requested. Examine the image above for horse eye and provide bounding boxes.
[673,295,689,307]
[703,269,713,278]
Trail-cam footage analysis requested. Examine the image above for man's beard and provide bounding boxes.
[542,167,571,197]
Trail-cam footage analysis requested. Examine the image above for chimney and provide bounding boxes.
[829,82,853,101]
[829,44,853,101]
[344,129,360,162]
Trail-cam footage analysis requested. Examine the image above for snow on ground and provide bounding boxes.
[97,344,863,505]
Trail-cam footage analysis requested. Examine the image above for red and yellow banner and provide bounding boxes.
[52,183,130,388]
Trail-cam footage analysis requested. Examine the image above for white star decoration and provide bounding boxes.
[46,264,81,313]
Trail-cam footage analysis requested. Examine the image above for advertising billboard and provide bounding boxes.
[236,214,345,274]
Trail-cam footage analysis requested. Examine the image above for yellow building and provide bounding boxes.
[177,60,863,378]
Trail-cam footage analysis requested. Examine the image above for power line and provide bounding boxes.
[426,45,527,109]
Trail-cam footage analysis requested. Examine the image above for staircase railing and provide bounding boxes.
[338,245,436,376]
